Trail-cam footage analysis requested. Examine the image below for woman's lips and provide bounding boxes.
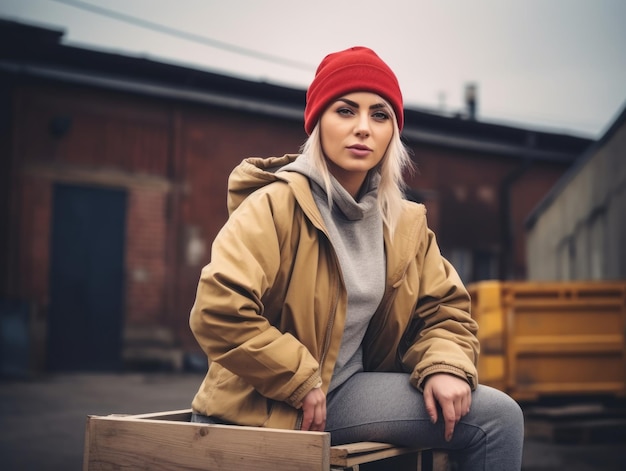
[347,145,372,157]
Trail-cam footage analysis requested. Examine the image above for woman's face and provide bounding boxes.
[319,92,394,196]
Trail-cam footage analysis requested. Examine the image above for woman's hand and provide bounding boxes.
[423,373,472,442]
[300,387,326,431]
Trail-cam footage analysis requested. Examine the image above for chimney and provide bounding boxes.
[464,82,478,120]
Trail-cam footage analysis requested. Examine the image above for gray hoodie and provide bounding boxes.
[280,154,385,392]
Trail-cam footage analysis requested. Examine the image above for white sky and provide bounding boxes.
[2,0,625,138]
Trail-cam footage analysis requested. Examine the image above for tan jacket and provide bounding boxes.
[190,154,479,430]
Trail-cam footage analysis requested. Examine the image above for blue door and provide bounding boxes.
[47,184,126,371]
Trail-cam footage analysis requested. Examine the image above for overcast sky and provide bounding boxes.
[2,0,625,138]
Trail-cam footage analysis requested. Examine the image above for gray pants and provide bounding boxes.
[192,372,524,470]
[326,372,524,471]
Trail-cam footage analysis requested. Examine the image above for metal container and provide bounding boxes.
[468,281,626,401]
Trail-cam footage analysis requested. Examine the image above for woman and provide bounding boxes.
[189,46,524,469]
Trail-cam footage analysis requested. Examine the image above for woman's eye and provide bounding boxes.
[372,111,390,121]
[337,107,354,116]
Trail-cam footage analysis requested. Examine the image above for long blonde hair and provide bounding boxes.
[299,100,414,236]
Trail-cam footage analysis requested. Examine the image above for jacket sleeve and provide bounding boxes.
[401,227,480,391]
[189,188,321,408]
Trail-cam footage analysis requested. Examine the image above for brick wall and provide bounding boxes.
[15,175,51,305]
[124,187,168,325]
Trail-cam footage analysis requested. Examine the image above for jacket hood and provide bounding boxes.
[227,154,300,215]
[227,154,382,223]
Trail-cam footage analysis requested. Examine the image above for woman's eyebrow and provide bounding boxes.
[336,98,388,110]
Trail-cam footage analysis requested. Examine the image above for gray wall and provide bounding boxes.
[526,110,626,280]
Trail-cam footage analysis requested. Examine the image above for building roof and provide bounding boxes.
[0,18,593,163]
[525,101,626,229]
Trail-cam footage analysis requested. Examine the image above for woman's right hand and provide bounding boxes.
[300,387,326,431]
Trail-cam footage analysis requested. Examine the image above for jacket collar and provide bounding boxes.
[228,154,427,286]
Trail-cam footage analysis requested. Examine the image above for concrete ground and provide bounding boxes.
[0,373,624,470]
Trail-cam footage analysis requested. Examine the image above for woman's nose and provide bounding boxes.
[354,113,371,137]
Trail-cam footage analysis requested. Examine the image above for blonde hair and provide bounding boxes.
[299,101,414,236]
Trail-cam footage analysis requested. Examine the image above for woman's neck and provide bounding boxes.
[327,165,367,199]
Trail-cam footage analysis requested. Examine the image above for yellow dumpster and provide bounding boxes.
[467,281,626,402]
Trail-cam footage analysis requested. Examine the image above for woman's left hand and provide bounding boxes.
[422,373,472,442]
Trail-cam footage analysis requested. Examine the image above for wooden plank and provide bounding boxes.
[331,449,448,471]
[330,441,396,459]
[125,409,193,421]
[431,451,449,471]
[84,415,330,471]
[330,441,418,467]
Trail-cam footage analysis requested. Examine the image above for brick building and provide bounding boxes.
[0,19,592,373]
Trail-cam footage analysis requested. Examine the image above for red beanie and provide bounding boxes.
[304,46,404,135]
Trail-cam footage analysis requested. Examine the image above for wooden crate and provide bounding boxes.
[83,409,447,470]
[468,280,626,401]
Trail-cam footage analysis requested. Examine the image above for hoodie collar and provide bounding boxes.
[280,154,379,222]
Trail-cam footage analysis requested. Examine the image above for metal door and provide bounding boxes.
[47,184,126,371]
